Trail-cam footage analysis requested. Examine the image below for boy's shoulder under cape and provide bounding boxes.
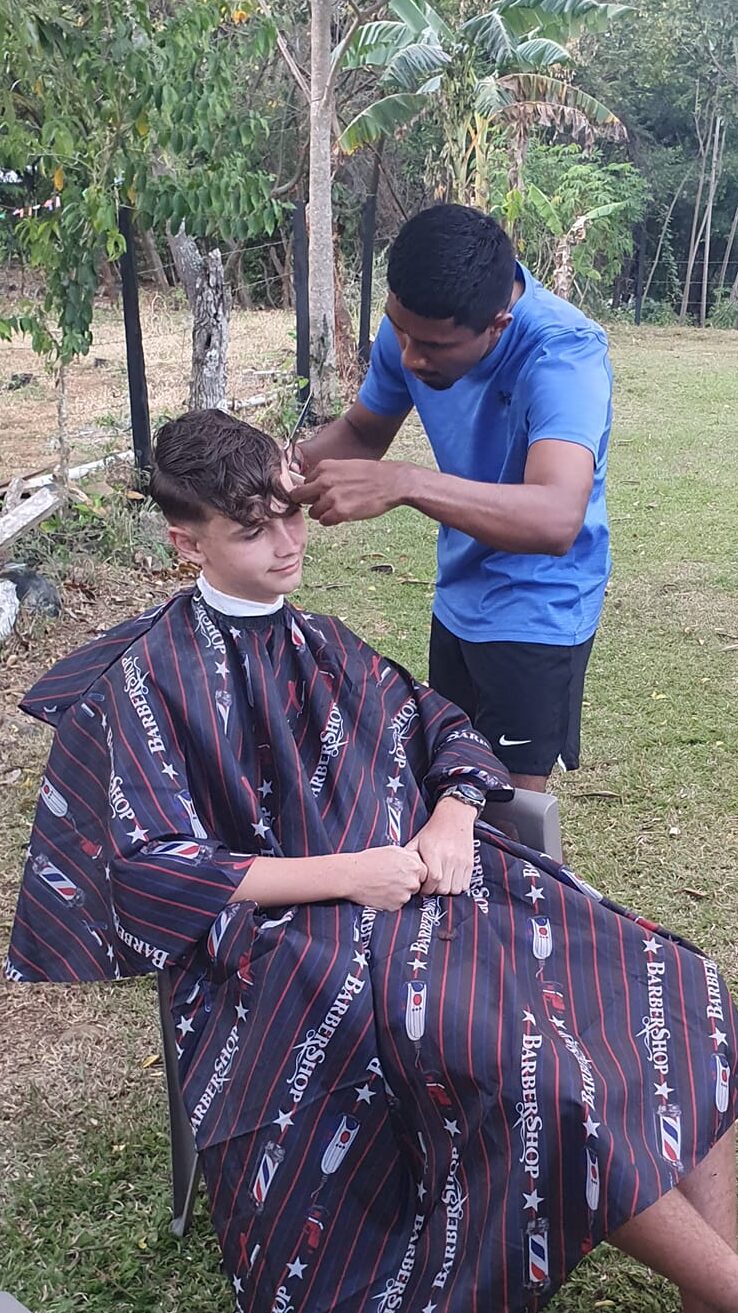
[21,592,190,728]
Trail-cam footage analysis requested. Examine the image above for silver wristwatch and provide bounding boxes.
[438,782,487,817]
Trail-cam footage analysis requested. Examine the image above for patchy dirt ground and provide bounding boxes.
[0,297,295,481]
[0,563,182,1167]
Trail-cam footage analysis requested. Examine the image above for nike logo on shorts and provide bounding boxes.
[498,735,533,747]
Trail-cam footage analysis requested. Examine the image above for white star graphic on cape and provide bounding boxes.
[417,1181,427,1201]
[229,626,241,640]
[287,1258,307,1280]
[232,1275,244,1294]
[642,936,661,954]
[101,713,108,729]
[235,1001,249,1022]
[551,1017,567,1030]
[127,823,149,844]
[274,1109,294,1131]
[523,1188,544,1211]
[654,1080,674,1099]
[106,943,115,961]
[175,1043,183,1060]
[355,1084,376,1104]
[259,779,273,798]
[104,863,111,882]
[177,1014,194,1037]
[161,762,178,780]
[584,1114,600,1139]
[522,1009,537,1026]
[422,1303,437,1313]
[215,660,229,678]
[714,1028,728,1047]
[387,775,403,794]
[353,951,368,969]
[444,1119,460,1138]
[408,958,428,971]
[525,885,545,907]
[252,818,269,839]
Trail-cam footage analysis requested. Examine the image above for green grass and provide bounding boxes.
[2,324,738,1312]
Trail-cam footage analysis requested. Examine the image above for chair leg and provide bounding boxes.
[170,1147,201,1239]
[156,969,201,1236]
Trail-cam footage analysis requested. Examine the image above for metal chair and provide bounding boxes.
[156,787,562,1236]
[0,1296,34,1313]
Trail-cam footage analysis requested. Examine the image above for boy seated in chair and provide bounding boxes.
[7,410,738,1313]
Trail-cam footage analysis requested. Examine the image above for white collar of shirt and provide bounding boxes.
[197,573,284,617]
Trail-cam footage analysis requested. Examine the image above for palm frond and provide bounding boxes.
[382,39,450,90]
[335,21,411,73]
[338,91,429,154]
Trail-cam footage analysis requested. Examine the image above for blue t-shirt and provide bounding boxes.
[358,264,612,646]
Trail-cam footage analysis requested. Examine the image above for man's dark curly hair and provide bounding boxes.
[387,204,516,331]
[149,409,291,528]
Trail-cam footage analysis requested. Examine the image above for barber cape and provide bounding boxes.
[6,589,738,1313]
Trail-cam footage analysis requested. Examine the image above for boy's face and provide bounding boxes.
[169,470,309,603]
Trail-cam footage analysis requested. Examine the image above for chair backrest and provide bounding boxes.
[504,788,563,862]
[0,1295,34,1313]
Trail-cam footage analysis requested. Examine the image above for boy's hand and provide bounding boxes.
[406,797,476,897]
[345,846,427,911]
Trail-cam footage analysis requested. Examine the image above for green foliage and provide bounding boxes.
[0,0,283,364]
[488,140,647,298]
[337,0,626,207]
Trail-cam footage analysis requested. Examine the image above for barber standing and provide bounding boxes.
[292,204,612,794]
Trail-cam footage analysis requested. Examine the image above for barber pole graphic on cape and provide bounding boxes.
[250,1139,285,1212]
[637,934,684,1175]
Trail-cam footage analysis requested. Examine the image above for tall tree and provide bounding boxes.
[338,0,626,207]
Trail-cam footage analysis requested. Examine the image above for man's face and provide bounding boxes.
[385,291,512,389]
[169,469,309,603]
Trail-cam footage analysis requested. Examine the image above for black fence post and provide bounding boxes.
[292,201,310,409]
[358,143,382,366]
[118,205,152,476]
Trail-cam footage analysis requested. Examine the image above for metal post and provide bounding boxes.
[118,205,152,475]
[292,201,311,408]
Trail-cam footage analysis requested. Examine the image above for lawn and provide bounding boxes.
[1,316,737,1312]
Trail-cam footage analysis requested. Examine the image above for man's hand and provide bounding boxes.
[406,796,476,897]
[290,458,410,525]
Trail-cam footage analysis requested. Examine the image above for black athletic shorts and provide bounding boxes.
[429,615,596,778]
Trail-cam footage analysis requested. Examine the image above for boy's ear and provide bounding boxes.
[168,524,206,565]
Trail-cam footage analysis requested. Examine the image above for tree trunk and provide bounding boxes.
[224,240,252,309]
[679,104,713,324]
[189,249,232,411]
[642,167,691,303]
[139,226,170,293]
[167,223,203,309]
[700,115,723,328]
[55,362,70,505]
[308,0,337,419]
[552,237,574,301]
[334,254,358,388]
[716,198,738,299]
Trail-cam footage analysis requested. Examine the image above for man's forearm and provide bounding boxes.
[402,464,581,555]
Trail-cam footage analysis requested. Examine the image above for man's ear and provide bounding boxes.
[490,308,513,337]
[168,523,205,565]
